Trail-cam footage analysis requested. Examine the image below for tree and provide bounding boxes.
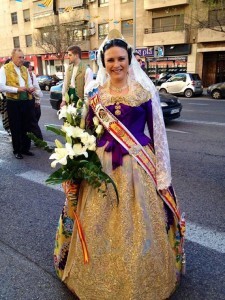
[34,23,87,78]
[191,0,225,33]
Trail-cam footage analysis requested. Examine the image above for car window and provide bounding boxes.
[170,74,185,82]
[190,74,201,80]
[38,76,48,80]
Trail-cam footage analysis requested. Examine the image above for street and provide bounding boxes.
[0,92,225,300]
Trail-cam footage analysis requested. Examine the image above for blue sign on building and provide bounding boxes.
[89,51,97,60]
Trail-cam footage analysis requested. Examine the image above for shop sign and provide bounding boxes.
[135,47,154,57]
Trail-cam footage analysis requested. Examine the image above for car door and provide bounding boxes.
[165,74,186,94]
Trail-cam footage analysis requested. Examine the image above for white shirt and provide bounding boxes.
[0,62,33,93]
[30,71,43,103]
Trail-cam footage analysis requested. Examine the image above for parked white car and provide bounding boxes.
[159,73,203,98]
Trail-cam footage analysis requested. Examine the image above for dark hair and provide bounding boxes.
[67,45,82,59]
[4,58,11,64]
[133,52,140,57]
[101,39,132,67]
[23,61,30,68]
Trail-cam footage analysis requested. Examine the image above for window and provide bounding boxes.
[56,65,65,72]
[23,9,30,22]
[25,35,32,47]
[121,19,133,37]
[98,23,109,39]
[67,29,83,43]
[152,15,184,33]
[208,9,225,27]
[11,12,18,25]
[99,0,109,7]
[170,74,186,82]
[13,36,20,48]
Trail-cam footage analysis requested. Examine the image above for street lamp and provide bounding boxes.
[133,0,136,50]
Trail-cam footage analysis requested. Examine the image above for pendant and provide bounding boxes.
[114,101,121,116]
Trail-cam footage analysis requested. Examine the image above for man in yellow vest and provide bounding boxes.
[0,48,35,159]
[60,45,93,108]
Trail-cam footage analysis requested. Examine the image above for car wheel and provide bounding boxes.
[45,85,50,91]
[184,89,193,98]
[159,88,167,94]
[211,89,221,99]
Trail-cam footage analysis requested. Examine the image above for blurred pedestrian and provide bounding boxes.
[134,52,148,74]
[0,48,35,159]
[60,45,93,107]
[23,61,43,140]
[133,51,142,66]
[0,59,11,135]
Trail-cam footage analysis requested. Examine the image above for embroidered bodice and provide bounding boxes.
[87,80,172,190]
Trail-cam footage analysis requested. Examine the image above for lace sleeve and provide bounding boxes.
[151,92,172,190]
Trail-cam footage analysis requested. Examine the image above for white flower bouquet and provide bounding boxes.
[28,93,118,200]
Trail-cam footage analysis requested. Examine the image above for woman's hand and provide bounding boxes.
[60,100,66,108]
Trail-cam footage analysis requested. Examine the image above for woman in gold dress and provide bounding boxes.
[54,30,185,300]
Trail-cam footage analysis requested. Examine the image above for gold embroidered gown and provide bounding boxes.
[54,83,183,300]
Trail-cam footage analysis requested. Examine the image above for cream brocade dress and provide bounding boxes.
[60,84,179,299]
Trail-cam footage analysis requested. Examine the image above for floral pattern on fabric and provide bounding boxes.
[54,181,79,279]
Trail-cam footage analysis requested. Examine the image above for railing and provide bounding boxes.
[144,24,186,34]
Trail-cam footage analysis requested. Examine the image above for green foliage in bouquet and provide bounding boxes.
[28,93,119,203]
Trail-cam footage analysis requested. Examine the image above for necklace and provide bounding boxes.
[110,84,128,93]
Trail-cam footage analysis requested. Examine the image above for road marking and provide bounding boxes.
[18,170,63,192]
[187,103,209,106]
[186,222,225,254]
[179,119,225,126]
[44,123,61,127]
[15,169,225,254]
[181,109,195,112]
[166,129,189,134]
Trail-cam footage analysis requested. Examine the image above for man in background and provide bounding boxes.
[0,48,35,159]
[61,45,93,107]
[24,61,43,140]
[134,51,148,75]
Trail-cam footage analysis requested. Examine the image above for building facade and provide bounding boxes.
[0,0,224,86]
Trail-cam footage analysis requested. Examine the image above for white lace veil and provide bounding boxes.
[85,30,172,190]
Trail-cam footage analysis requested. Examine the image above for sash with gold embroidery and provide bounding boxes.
[88,88,183,225]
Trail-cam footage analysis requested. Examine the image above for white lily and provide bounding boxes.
[65,142,76,159]
[96,124,103,135]
[55,139,64,148]
[93,116,99,126]
[61,124,85,138]
[49,147,69,168]
[80,132,96,146]
[58,105,67,120]
[72,143,88,158]
[87,143,96,151]
[67,104,77,115]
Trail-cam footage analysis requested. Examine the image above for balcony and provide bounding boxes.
[144,25,188,46]
[59,8,89,25]
[198,27,225,43]
[144,0,189,10]
[33,14,58,29]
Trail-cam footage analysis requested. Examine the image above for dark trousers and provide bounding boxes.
[7,99,31,154]
[29,99,43,140]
